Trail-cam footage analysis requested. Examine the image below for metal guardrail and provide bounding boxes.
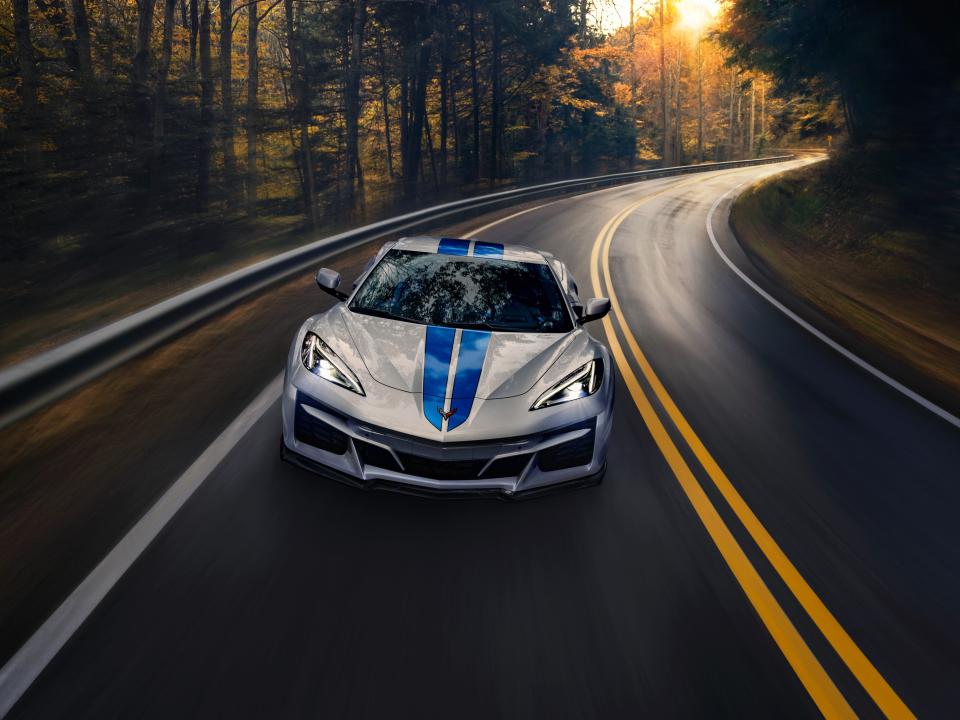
[0,155,793,429]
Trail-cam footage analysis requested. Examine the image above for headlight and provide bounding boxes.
[301,332,365,396]
[530,359,603,410]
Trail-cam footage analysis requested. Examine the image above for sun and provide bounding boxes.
[674,0,721,32]
[602,0,722,33]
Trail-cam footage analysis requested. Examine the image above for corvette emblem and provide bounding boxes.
[438,407,457,421]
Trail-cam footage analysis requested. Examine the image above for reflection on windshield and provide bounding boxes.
[349,250,572,333]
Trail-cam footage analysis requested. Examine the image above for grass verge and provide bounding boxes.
[731,157,960,410]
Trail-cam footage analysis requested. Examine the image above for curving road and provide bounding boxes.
[7,162,960,718]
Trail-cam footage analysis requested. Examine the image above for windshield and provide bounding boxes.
[349,250,573,333]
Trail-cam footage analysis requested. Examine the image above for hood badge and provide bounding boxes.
[438,407,457,421]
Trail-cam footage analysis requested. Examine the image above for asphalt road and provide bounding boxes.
[8,163,960,718]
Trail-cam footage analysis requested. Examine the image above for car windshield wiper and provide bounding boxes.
[350,306,424,325]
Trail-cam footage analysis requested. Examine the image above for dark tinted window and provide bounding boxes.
[349,250,572,332]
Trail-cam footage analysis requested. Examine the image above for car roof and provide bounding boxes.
[393,236,548,264]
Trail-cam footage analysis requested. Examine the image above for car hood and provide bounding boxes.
[338,307,576,400]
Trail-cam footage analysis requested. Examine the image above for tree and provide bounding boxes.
[246,0,260,213]
[12,0,38,117]
[35,0,81,75]
[376,28,395,179]
[285,0,318,226]
[197,0,214,211]
[219,0,237,203]
[153,0,178,171]
[133,0,156,89]
[719,0,959,146]
[71,0,93,80]
[438,0,450,185]
[344,0,367,212]
[469,4,481,181]
[189,0,199,73]
[489,8,502,182]
[658,0,669,166]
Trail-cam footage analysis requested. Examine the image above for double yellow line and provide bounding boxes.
[590,197,914,719]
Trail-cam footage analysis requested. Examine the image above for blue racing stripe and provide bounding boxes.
[438,237,470,255]
[447,330,491,431]
[423,326,456,430]
[472,241,504,258]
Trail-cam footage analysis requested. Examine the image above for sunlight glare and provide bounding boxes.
[675,0,721,32]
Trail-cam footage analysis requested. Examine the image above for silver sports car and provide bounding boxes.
[281,236,614,497]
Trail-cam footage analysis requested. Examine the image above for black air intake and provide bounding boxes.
[537,419,596,471]
[294,394,349,454]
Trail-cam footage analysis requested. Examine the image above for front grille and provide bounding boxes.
[295,396,349,454]
[357,437,532,481]
[537,420,596,471]
[395,453,488,480]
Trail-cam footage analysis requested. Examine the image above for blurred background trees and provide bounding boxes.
[1,0,813,241]
[1,0,830,356]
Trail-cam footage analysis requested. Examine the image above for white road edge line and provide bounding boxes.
[0,201,551,717]
[0,374,284,718]
[0,168,752,716]
[707,179,960,431]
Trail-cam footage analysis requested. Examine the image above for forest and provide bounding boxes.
[0,0,826,265]
[7,0,955,364]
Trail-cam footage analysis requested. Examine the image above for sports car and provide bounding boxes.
[281,236,614,497]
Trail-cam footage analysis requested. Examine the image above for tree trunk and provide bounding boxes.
[577,0,587,46]
[189,0,198,74]
[133,0,156,150]
[376,29,394,179]
[748,79,755,156]
[489,10,501,183]
[153,0,177,164]
[760,78,766,138]
[71,0,93,79]
[284,0,317,227]
[469,6,481,181]
[696,35,703,163]
[399,61,408,184]
[658,0,669,167]
[197,0,213,211]
[101,0,114,73]
[133,0,155,87]
[737,88,744,152]
[344,0,367,212]
[402,40,431,202]
[450,66,460,173]
[727,67,736,154]
[219,0,237,206]
[246,0,259,214]
[673,41,682,164]
[628,0,637,162]
[12,0,37,117]
[424,111,439,191]
[36,0,80,74]
[278,65,303,190]
[439,0,449,185]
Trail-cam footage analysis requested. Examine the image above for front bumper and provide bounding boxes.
[281,388,613,498]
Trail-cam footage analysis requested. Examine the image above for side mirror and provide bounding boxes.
[579,297,610,324]
[316,268,348,301]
